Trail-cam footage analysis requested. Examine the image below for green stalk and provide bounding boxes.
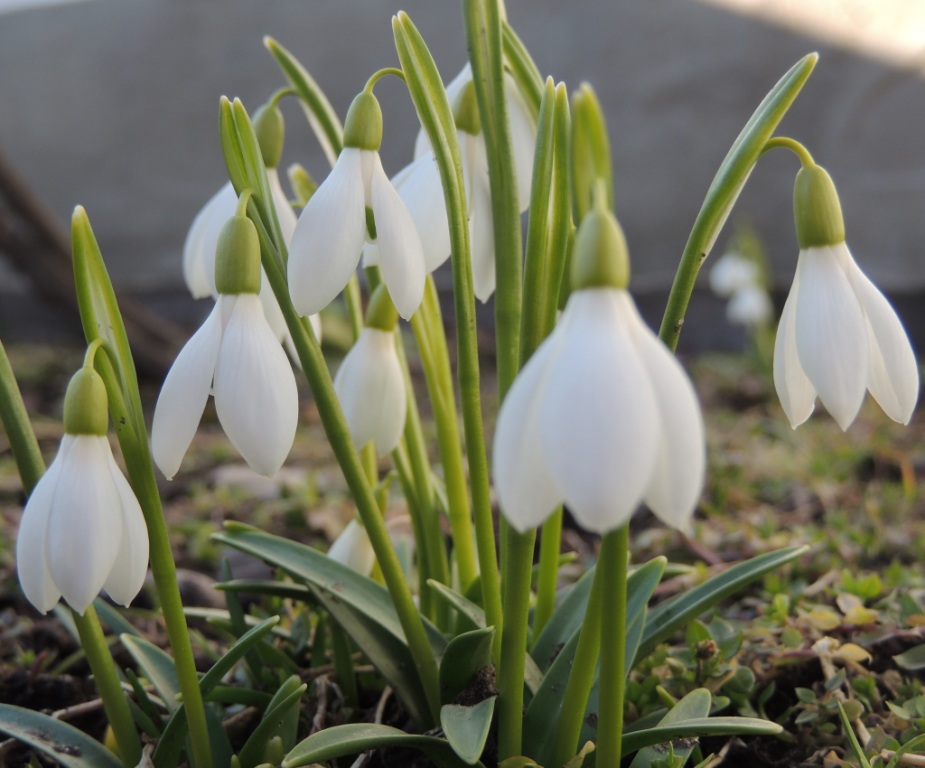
[329,621,358,708]
[550,563,604,768]
[597,525,630,767]
[0,340,44,492]
[73,606,142,767]
[532,509,562,642]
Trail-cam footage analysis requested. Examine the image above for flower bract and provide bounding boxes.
[773,243,919,430]
[493,288,705,534]
[333,327,407,456]
[17,434,149,615]
[152,293,299,478]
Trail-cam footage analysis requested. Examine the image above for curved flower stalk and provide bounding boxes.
[774,161,918,430]
[17,365,148,615]
[288,88,425,320]
[153,203,299,479]
[333,285,407,456]
[493,203,705,534]
[396,64,536,301]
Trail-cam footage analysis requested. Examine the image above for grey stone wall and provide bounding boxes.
[1,0,923,348]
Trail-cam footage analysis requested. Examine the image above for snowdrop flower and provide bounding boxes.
[774,162,919,430]
[153,204,298,478]
[327,519,375,576]
[394,66,536,301]
[333,285,406,456]
[493,202,705,534]
[17,364,148,614]
[182,101,321,344]
[727,284,774,328]
[289,89,425,320]
[709,251,760,298]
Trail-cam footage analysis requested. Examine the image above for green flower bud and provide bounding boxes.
[288,163,318,207]
[63,367,108,436]
[571,203,630,291]
[214,214,261,295]
[793,163,845,248]
[365,283,399,331]
[343,91,383,151]
[253,102,285,169]
[453,81,482,136]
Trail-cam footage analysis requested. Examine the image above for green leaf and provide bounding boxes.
[500,20,543,116]
[428,579,486,632]
[92,598,141,638]
[621,716,782,756]
[629,689,711,768]
[638,546,808,659]
[121,634,181,712]
[659,54,817,350]
[894,644,925,671]
[0,704,123,768]
[440,628,495,704]
[530,566,596,671]
[264,36,343,166]
[237,676,306,768]
[282,723,482,768]
[836,700,873,768]
[441,697,496,765]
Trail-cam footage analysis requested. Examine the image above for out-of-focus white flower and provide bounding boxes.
[327,519,375,575]
[727,284,774,328]
[708,251,760,298]
[288,91,425,320]
[152,293,299,479]
[182,173,321,345]
[334,327,407,456]
[774,243,918,430]
[493,205,704,534]
[17,368,148,615]
[774,161,918,430]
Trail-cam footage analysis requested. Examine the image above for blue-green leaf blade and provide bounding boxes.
[0,704,122,768]
[441,697,496,765]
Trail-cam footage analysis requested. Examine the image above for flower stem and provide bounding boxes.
[0,340,44,493]
[597,524,630,766]
[73,606,142,768]
[532,507,563,641]
[761,136,815,167]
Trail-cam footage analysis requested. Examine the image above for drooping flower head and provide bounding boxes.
[182,97,321,344]
[333,284,407,457]
[493,199,705,534]
[17,361,149,614]
[774,161,919,429]
[288,88,425,320]
[153,197,299,479]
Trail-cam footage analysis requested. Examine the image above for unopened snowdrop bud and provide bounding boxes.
[774,159,918,430]
[493,204,705,534]
[288,163,318,206]
[334,285,406,456]
[289,86,425,320]
[17,363,149,615]
[252,101,285,170]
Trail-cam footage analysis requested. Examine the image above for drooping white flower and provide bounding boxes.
[327,519,375,576]
[727,284,774,328]
[288,91,425,320]
[152,293,299,479]
[708,251,760,298]
[773,161,918,430]
[17,368,148,615]
[493,205,705,534]
[773,243,918,430]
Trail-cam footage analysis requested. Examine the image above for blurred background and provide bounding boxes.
[1,0,923,362]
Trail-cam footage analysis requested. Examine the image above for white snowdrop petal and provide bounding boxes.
[463,136,496,302]
[47,436,123,615]
[493,330,566,532]
[16,450,66,613]
[504,73,537,212]
[540,291,660,533]
[625,297,705,530]
[327,519,376,575]
[288,148,367,316]
[268,168,297,245]
[102,454,149,607]
[709,253,759,298]
[795,247,868,430]
[152,302,223,479]
[839,247,920,424]
[773,275,816,428]
[183,182,237,299]
[369,154,426,319]
[726,285,773,327]
[397,153,451,272]
[213,295,299,477]
[362,242,381,268]
[414,63,473,159]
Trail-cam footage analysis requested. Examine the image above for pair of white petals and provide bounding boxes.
[152,294,299,479]
[183,172,321,346]
[17,435,149,615]
[493,289,705,535]
[333,328,407,457]
[774,243,919,430]
[288,148,425,321]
